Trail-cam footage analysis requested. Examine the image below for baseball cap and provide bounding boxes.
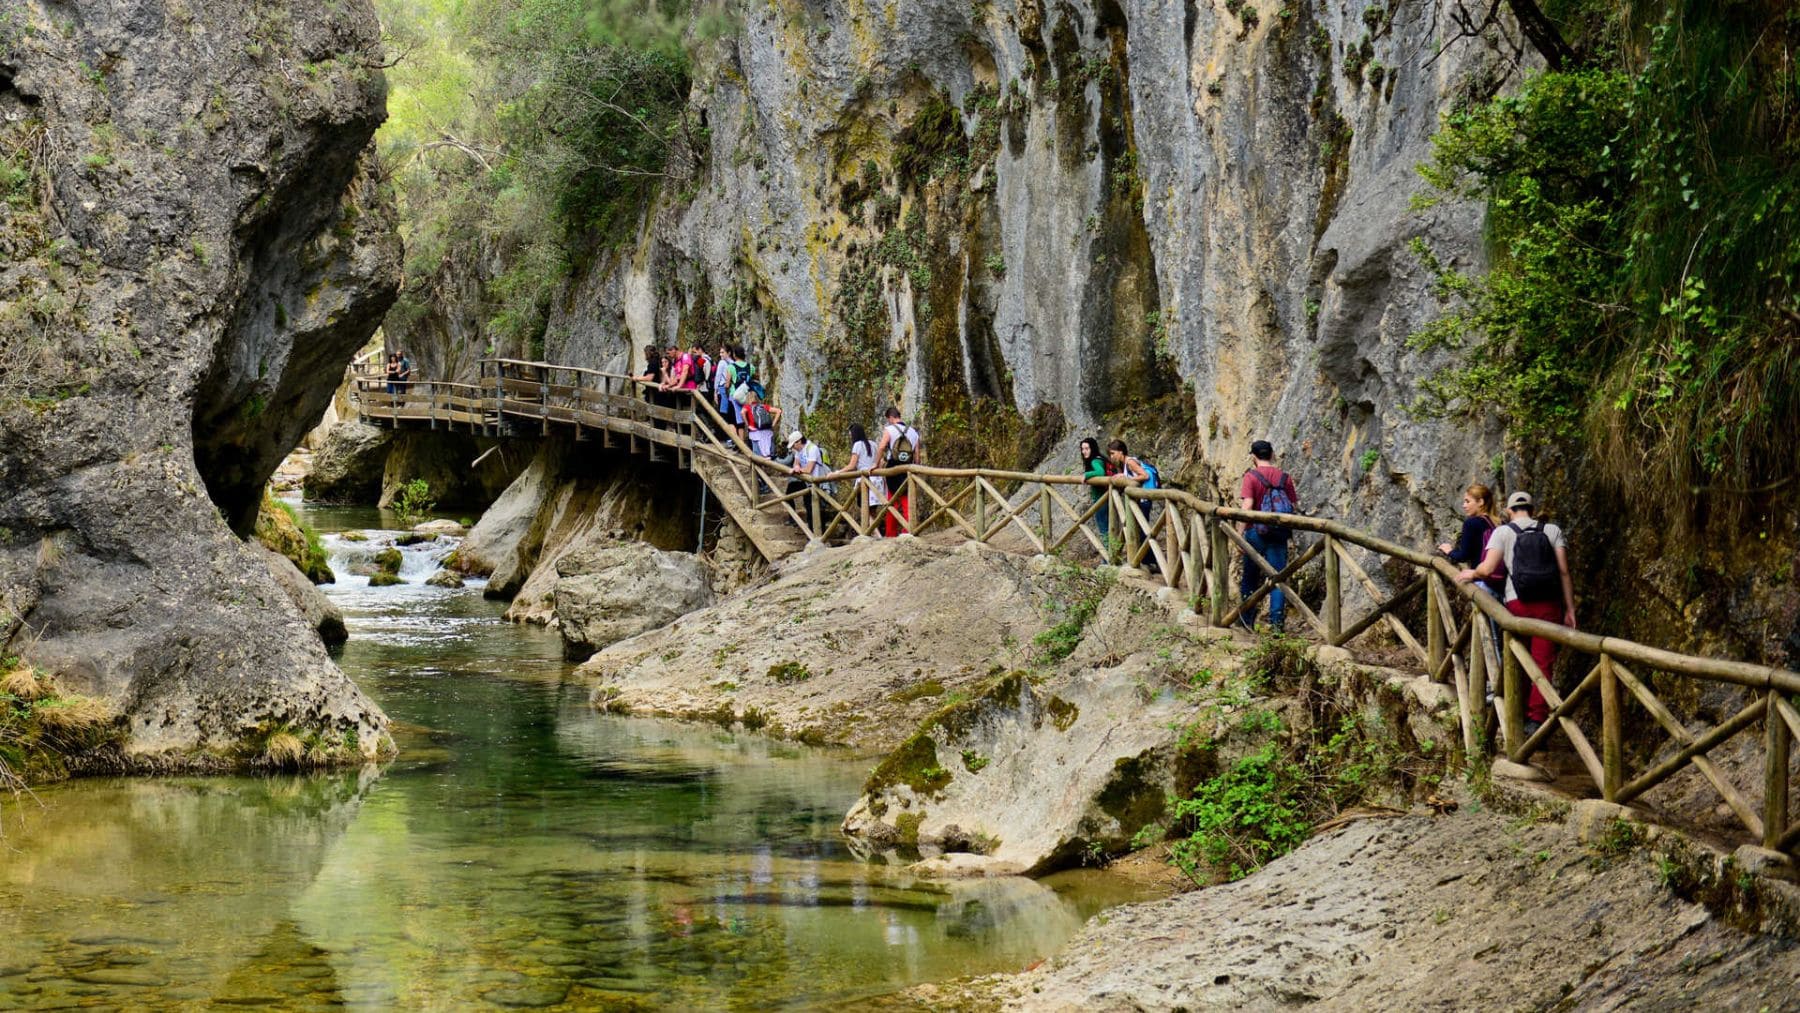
[1250,440,1274,460]
[1506,491,1534,510]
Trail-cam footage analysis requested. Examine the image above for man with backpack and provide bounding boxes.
[1457,491,1576,736]
[873,406,922,538]
[1238,440,1299,632]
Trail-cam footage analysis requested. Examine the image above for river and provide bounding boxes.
[0,504,1152,1009]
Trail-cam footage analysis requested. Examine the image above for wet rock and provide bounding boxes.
[425,570,466,589]
[253,546,348,648]
[68,969,169,987]
[305,423,394,505]
[368,572,404,587]
[554,540,714,662]
[413,519,467,537]
[481,980,573,1008]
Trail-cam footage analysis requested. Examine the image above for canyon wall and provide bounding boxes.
[0,0,401,762]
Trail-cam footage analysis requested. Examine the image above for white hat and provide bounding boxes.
[788,431,805,446]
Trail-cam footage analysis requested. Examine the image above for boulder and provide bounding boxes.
[457,448,557,581]
[253,546,347,648]
[413,519,467,537]
[554,540,714,662]
[304,423,393,504]
[425,570,466,589]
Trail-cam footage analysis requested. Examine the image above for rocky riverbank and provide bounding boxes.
[913,801,1800,1010]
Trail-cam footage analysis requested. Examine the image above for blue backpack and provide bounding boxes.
[1139,460,1161,489]
[1248,468,1295,541]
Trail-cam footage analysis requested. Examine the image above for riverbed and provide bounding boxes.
[0,504,1152,1009]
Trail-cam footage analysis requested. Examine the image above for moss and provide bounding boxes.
[889,678,946,703]
[960,749,990,772]
[253,491,333,584]
[767,661,812,684]
[1045,695,1079,731]
[894,810,926,847]
[865,734,952,796]
[1095,751,1168,832]
[373,548,404,573]
[367,571,404,587]
[866,671,1034,797]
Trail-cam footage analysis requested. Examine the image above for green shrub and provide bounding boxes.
[1169,744,1309,882]
[393,479,435,522]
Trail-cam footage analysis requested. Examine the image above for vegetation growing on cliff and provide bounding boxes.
[1411,3,1799,515]
[0,661,120,801]
[377,0,714,360]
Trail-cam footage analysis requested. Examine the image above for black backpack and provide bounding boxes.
[750,402,774,431]
[1507,521,1561,602]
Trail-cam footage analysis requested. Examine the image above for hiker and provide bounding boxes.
[742,388,780,458]
[1456,492,1576,737]
[1439,483,1506,599]
[1105,440,1163,570]
[395,349,412,399]
[873,406,921,538]
[384,352,400,395]
[711,342,739,436]
[784,431,825,530]
[1079,437,1112,542]
[828,422,887,531]
[726,346,764,445]
[1238,440,1300,632]
[659,346,691,392]
[688,342,712,392]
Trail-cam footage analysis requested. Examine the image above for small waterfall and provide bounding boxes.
[321,529,464,588]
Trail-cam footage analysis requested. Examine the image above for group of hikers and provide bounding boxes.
[382,350,413,394]
[631,343,1576,736]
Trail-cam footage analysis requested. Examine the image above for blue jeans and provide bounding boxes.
[1241,529,1289,627]
[1092,496,1109,542]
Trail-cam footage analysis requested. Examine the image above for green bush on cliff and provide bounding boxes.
[1410,4,1800,518]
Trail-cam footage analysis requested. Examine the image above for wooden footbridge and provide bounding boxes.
[354,358,1800,864]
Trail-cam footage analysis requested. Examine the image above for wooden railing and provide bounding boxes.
[352,357,1800,857]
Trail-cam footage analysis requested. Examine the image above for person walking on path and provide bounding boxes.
[1439,483,1507,599]
[1238,440,1299,632]
[1456,491,1576,736]
[712,342,739,436]
[784,431,825,531]
[395,349,412,401]
[384,352,400,395]
[1079,437,1112,543]
[827,422,887,531]
[874,407,922,538]
[742,389,780,459]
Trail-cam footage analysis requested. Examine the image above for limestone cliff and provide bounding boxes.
[0,0,400,763]
[396,0,1508,549]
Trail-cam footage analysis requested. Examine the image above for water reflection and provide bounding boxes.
[0,503,1155,1008]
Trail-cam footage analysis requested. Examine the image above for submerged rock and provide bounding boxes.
[553,540,714,662]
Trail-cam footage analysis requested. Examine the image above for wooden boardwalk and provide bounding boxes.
[355,357,1800,863]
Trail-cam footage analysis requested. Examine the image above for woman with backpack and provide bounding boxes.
[1456,491,1576,737]
[1079,437,1112,542]
[741,388,780,458]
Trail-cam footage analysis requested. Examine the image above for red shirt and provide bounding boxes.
[1240,465,1297,509]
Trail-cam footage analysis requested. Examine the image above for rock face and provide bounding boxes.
[973,811,1800,1011]
[377,431,522,512]
[553,540,714,662]
[305,422,394,504]
[396,0,1509,563]
[0,0,399,762]
[580,538,1053,750]
[253,493,333,584]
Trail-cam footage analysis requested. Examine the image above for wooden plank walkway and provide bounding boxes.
[354,357,1800,862]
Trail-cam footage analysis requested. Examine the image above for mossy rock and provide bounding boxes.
[1045,695,1079,731]
[252,491,334,584]
[767,661,812,684]
[865,671,1033,797]
[373,548,404,573]
[894,811,926,847]
[367,571,404,587]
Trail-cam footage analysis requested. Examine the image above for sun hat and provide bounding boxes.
[788,431,805,446]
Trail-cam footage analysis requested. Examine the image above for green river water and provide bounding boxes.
[0,504,1151,1009]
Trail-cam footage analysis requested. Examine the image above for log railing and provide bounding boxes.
[352,357,1800,857]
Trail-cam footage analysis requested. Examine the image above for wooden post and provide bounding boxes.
[1324,534,1342,643]
[1118,486,1139,569]
[1187,510,1206,614]
[973,479,986,542]
[1427,573,1445,678]
[809,485,822,543]
[1465,618,1488,756]
[860,480,870,536]
[1502,631,1526,756]
[1209,516,1230,627]
[1601,654,1623,801]
[1039,487,1053,550]
[1767,687,1790,850]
